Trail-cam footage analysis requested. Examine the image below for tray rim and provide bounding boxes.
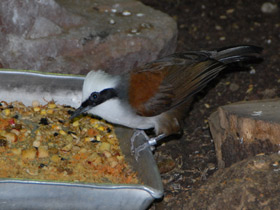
[0,68,85,78]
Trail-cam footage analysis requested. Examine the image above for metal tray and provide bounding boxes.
[0,69,163,210]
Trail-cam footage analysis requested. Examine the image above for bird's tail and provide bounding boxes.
[212,45,263,64]
[178,45,262,102]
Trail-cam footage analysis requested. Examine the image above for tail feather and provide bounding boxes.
[212,45,263,64]
[218,55,261,64]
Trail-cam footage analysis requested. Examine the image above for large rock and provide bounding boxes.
[0,0,177,74]
[184,153,280,209]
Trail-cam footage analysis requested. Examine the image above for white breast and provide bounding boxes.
[87,98,156,130]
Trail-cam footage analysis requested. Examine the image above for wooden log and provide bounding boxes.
[209,99,280,168]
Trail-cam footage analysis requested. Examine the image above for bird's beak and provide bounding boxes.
[69,105,91,120]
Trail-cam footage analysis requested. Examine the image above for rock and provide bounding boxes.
[260,88,277,99]
[229,83,239,92]
[158,158,176,174]
[261,2,278,14]
[209,99,280,168]
[0,0,177,74]
[184,153,280,209]
[27,17,63,39]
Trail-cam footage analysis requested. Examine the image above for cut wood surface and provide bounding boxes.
[209,99,280,168]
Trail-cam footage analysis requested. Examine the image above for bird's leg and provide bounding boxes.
[130,130,166,161]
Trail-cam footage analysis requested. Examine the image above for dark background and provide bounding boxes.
[140,0,279,209]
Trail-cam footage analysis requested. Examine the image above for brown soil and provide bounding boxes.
[140,0,280,209]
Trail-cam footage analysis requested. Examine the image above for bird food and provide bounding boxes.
[0,100,139,184]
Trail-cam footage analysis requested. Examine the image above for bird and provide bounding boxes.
[70,45,262,157]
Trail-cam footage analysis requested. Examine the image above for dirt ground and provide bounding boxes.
[139,0,280,209]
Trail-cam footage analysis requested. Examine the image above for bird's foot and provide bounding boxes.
[130,130,165,161]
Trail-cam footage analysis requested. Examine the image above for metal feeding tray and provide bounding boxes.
[0,70,163,210]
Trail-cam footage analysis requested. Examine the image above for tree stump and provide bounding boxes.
[209,99,280,168]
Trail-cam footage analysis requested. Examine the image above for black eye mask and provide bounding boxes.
[81,88,118,108]
[70,88,118,120]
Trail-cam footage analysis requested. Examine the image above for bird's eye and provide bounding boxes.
[90,92,98,100]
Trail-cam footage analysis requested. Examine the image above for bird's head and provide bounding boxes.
[70,70,120,120]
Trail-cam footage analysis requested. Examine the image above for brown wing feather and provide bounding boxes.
[128,65,170,116]
[150,60,225,116]
[128,55,226,116]
[128,55,225,116]
[127,46,261,117]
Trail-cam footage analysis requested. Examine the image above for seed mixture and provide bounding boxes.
[0,100,139,184]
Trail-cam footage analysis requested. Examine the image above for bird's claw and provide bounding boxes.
[131,130,150,161]
[133,142,150,161]
[130,130,165,161]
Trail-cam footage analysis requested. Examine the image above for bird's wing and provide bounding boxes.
[128,52,226,116]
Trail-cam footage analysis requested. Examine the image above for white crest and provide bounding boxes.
[82,70,120,101]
